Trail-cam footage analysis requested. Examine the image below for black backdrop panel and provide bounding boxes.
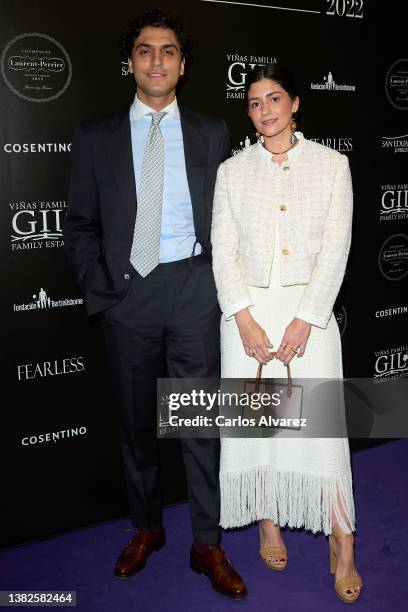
[1,0,406,548]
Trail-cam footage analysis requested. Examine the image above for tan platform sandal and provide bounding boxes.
[259,546,288,571]
[329,534,362,604]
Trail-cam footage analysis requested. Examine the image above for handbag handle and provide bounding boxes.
[255,352,293,397]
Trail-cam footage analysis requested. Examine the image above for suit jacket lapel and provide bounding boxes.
[103,105,208,244]
[179,107,208,238]
[104,107,137,231]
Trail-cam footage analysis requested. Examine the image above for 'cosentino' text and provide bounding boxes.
[4,143,72,153]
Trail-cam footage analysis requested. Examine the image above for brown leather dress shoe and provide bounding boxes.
[114,527,165,578]
[190,545,248,600]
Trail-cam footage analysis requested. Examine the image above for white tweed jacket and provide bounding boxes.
[211,134,353,328]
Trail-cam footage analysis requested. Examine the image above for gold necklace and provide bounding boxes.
[264,136,299,155]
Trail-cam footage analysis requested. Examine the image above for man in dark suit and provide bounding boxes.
[64,9,247,600]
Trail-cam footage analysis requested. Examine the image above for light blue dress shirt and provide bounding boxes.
[129,95,201,263]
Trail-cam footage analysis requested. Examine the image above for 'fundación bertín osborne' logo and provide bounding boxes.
[310,70,356,92]
[13,287,83,312]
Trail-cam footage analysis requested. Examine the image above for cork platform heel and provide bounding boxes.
[259,546,288,571]
[329,534,362,604]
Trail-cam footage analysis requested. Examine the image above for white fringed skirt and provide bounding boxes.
[219,224,356,535]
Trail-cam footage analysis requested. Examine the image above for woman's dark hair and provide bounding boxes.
[120,9,192,64]
[245,64,298,100]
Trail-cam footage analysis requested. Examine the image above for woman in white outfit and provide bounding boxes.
[211,64,362,603]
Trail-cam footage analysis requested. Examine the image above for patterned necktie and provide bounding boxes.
[130,111,166,277]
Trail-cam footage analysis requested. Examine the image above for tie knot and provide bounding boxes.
[150,111,166,126]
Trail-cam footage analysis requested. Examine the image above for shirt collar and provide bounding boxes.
[131,94,179,121]
[256,131,305,164]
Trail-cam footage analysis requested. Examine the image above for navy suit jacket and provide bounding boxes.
[64,105,230,316]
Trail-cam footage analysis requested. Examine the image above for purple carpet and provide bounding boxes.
[1,439,407,611]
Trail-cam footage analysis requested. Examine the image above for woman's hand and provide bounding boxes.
[275,318,311,366]
[234,308,273,364]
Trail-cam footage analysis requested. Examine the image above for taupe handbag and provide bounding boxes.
[243,354,303,429]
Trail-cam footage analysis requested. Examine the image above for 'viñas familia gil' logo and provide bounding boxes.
[380,185,408,221]
[10,200,66,250]
[374,346,408,383]
[225,53,277,99]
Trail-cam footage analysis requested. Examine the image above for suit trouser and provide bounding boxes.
[101,255,221,545]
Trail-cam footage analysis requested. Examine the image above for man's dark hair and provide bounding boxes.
[120,8,192,64]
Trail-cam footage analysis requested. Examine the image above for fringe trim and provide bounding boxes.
[220,465,355,535]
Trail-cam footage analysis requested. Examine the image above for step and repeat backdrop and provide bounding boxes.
[1,0,406,548]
